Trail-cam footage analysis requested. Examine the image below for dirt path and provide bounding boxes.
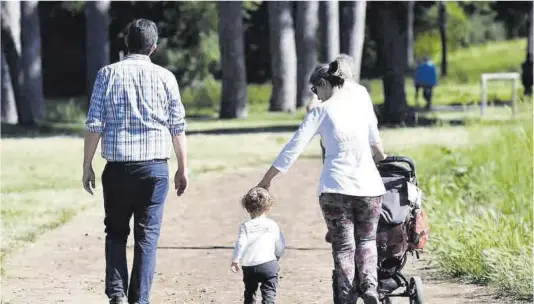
[2,159,504,304]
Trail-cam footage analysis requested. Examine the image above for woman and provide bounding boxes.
[257,59,387,304]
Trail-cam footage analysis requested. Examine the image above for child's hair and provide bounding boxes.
[241,187,274,217]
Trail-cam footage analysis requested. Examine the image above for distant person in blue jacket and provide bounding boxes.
[414,57,438,110]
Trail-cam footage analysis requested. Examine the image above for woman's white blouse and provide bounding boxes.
[272,82,386,197]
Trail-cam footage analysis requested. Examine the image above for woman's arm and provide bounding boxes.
[258,166,280,189]
[371,141,387,162]
[259,107,325,188]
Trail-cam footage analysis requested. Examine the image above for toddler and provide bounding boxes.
[231,187,286,304]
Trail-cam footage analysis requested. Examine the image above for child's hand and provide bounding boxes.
[230,262,240,273]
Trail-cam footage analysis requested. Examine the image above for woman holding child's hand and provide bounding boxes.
[257,59,387,304]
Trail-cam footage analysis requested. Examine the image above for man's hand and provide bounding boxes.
[82,164,96,195]
[230,262,240,273]
[174,169,188,196]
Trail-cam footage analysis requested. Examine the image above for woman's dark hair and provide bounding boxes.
[308,59,346,88]
[326,59,346,87]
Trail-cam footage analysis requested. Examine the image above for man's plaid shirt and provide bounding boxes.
[85,54,186,162]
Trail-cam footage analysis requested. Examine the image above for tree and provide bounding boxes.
[1,0,36,126]
[438,1,448,76]
[340,1,366,82]
[267,1,297,112]
[371,2,409,124]
[85,1,110,99]
[295,1,319,108]
[527,3,533,63]
[319,0,339,63]
[1,46,18,124]
[522,3,533,96]
[217,1,248,119]
[1,1,20,125]
[21,1,45,124]
[407,1,415,68]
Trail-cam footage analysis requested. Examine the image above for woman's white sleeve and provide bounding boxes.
[272,107,324,172]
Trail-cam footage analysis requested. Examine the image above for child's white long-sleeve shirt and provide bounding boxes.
[231,215,286,267]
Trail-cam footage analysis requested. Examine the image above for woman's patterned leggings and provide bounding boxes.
[319,193,382,304]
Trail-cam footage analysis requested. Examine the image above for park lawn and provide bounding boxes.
[0,106,520,266]
[398,116,533,300]
[367,39,528,107]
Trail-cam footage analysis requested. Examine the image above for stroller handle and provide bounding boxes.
[379,156,416,173]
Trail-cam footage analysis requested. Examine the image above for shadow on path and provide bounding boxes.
[157,245,330,251]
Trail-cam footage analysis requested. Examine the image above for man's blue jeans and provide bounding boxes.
[102,160,169,304]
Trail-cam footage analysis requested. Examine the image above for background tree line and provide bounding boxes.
[1,1,532,126]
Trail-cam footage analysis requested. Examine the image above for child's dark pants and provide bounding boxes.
[242,260,279,304]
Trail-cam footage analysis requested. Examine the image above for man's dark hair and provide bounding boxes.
[125,19,158,55]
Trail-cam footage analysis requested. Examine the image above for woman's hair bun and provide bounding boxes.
[327,59,344,79]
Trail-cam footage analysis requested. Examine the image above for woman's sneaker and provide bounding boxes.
[361,289,379,304]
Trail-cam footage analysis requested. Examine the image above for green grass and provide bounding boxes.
[434,39,527,83]
[397,115,533,299]
[0,114,508,260]
[367,39,528,106]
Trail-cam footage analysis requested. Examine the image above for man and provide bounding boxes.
[414,56,438,110]
[82,19,188,304]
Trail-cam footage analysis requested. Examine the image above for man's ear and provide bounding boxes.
[149,44,157,56]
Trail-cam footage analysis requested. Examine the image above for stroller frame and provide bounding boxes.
[331,156,424,304]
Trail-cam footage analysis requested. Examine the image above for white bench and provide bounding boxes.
[480,72,519,117]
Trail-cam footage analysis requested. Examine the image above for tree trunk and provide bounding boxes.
[438,2,447,77]
[295,1,319,108]
[372,2,409,125]
[347,1,366,82]
[319,0,339,63]
[1,45,18,124]
[217,1,248,119]
[85,1,110,99]
[339,1,350,55]
[406,1,415,69]
[21,1,45,125]
[527,3,533,62]
[522,3,533,96]
[2,1,34,126]
[268,1,297,112]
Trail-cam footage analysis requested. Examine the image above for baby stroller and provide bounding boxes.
[331,156,428,304]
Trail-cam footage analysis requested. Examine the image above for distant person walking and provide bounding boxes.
[414,57,438,110]
[82,19,188,304]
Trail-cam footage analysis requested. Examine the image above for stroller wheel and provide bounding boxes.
[408,276,424,304]
[381,297,392,304]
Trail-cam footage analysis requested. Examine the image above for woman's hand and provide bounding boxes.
[373,152,387,163]
[257,166,280,190]
[257,179,271,190]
